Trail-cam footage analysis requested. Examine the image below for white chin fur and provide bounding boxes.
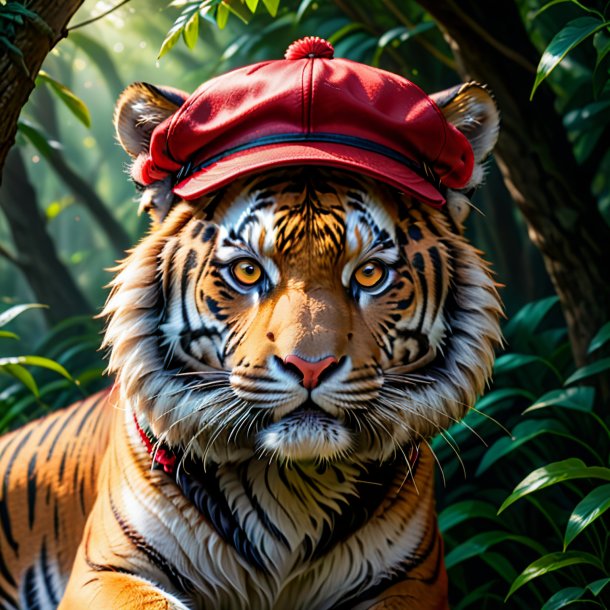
[258,412,353,462]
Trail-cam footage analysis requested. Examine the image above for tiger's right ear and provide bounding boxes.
[114,83,187,224]
[114,82,187,157]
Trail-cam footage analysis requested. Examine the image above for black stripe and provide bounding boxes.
[0,582,17,609]
[21,567,41,610]
[428,246,444,318]
[75,394,105,436]
[411,252,428,330]
[180,249,198,332]
[175,460,268,573]
[238,464,289,548]
[334,510,441,609]
[58,448,68,483]
[309,459,399,560]
[53,501,60,542]
[0,544,16,587]
[46,410,75,461]
[1,429,33,554]
[40,539,59,606]
[27,451,37,529]
[109,494,192,593]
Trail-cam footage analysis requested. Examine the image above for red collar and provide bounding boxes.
[133,412,177,474]
[133,411,420,476]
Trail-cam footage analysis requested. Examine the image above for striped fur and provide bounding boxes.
[0,165,502,608]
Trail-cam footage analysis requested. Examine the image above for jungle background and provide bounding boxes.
[1,0,610,607]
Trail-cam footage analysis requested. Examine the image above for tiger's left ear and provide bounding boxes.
[431,82,500,227]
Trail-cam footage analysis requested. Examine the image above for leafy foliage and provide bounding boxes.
[0,305,107,434]
[433,299,610,608]
[158,0,282,58]
[0,1,53,74]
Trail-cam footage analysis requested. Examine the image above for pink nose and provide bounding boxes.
[284,355,338,390]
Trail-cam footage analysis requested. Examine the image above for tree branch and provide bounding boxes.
[67,0,133,31]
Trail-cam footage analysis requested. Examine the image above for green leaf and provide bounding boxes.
[0,363,39,397]
[524,386,595,414]
[17,120,60,161]
[564,357,610,385]
[506,551,606,599]
[0,356,74,382]
[481,552,519,583]
[183,9,199,46]
[36,71,91,128]
[453,583,502,610]
[475,387,535,411]
[159,1,204,59]
[0,303,47,328]
[328,22,367,46]
[588,321,610,354]
[593,31,610,98]
[0,331,19,340]
[587,578,610,596]
[531,17,609,99]
[534,0,604,20]
[564,484,610,548]
[541,587,586,610]
[261,0,279,17]
[223,0,253,22]
[296,0,315,21]
[373,23,435,66]
[445,531,546,570]
[499,458,610,514]
[438,500,499,533]
[245,0,258,10]
[216,3,230,28]
[504,295,559,338]
[477,419,569,475]
[493,353,559,377]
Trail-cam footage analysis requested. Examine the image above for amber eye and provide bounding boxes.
[231,259,263,286]
[353,260,387,289]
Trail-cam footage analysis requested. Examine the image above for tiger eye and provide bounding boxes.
[353,260,386,289]
[231,259,263,286]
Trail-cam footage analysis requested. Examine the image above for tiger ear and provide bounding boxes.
[431,82,500,228]
[114,82,187,157]
[114,83,187,225]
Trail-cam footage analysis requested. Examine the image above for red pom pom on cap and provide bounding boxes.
[284,36,334,60]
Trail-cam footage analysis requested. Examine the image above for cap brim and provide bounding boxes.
[172,142,445,208]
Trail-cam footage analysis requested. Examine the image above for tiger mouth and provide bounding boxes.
[288,399,326,417]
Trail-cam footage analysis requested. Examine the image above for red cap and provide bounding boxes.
[135,37,474,208]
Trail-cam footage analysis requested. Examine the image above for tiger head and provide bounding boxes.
[104,81,503,466]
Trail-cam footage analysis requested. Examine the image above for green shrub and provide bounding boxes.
[0,304,107,433]
[435,297,610,609]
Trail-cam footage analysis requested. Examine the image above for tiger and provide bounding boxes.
[0,63,502,608]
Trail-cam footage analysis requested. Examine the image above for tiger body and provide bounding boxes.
[0,387,443,609]
[0,77,502,609]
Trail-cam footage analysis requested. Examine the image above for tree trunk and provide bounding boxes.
[0,149,91,324]
[0,0,85,181]
[416,0,610,368]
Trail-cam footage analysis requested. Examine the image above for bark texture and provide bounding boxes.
[416,0,610,367]
[0,0,85,181]
[0,149,91,323]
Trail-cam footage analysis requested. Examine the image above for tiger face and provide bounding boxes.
[105,83,503,467]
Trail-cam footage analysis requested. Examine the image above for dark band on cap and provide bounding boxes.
[174,132,443,193]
